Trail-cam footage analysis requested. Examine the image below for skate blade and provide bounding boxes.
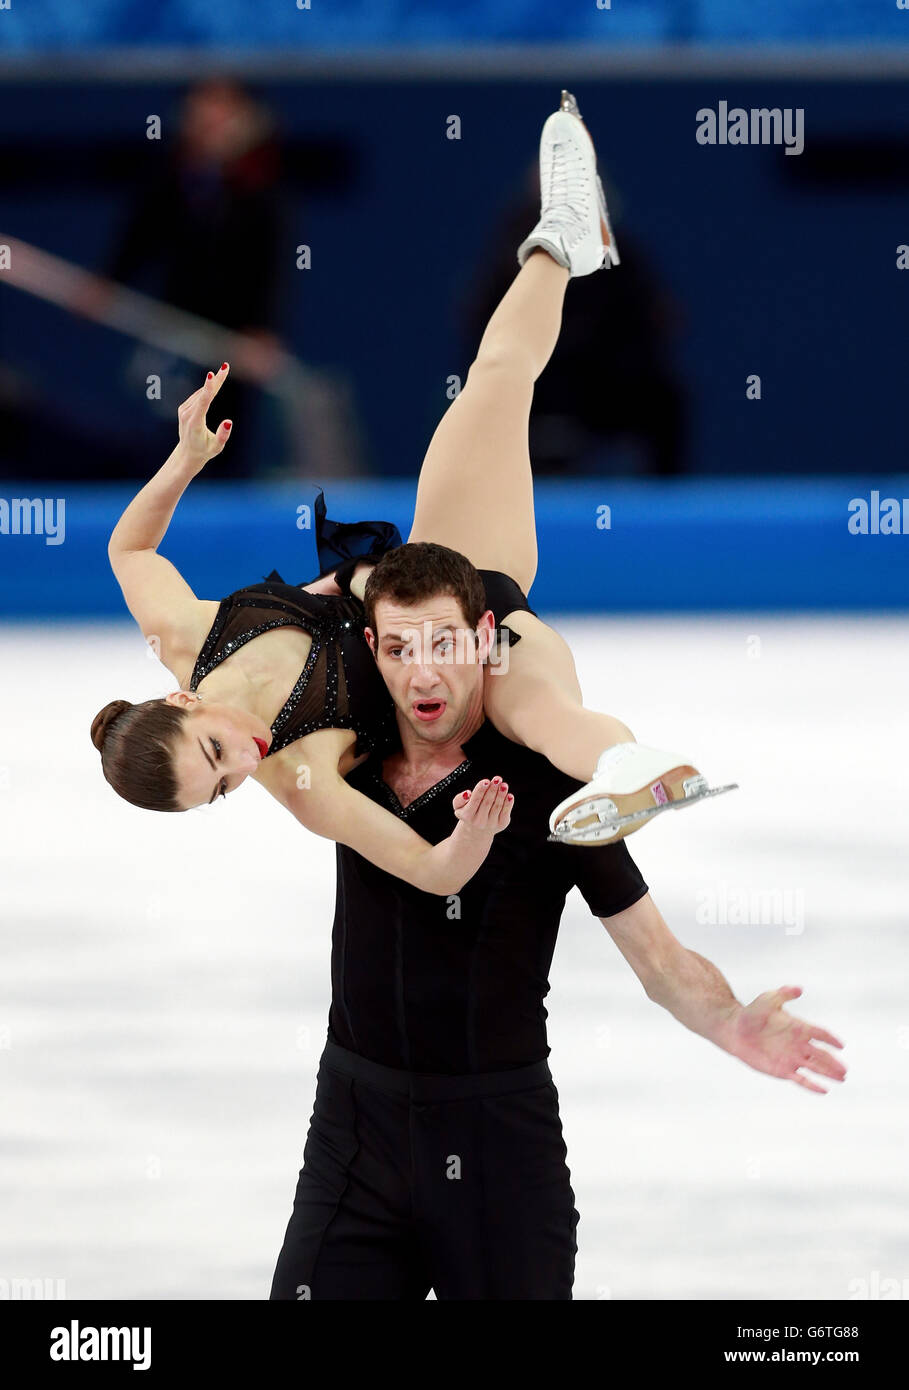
[596,174,620,267]
[548,783,740,845]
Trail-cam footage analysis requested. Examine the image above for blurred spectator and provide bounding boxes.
[463,163,689,476]
[101,78,286,476]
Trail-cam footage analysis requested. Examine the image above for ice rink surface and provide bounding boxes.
[1,614,906,1301]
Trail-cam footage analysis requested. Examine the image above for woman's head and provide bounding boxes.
[90,692,271,811]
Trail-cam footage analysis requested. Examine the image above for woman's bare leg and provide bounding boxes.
[406,248,635,778]
[407,249,569,593]
[405,235,638,778]
[484,611,634,782]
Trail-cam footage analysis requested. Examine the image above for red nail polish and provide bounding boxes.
[506,794,513,801]
[207,372,213,380]
[221,362,228,371]
[223,421,232,431]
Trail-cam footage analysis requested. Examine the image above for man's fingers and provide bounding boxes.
[806,1024,844,1050]
[804,1046,847,1082]
[753,984,803,1022]
[791,1070,827,1095]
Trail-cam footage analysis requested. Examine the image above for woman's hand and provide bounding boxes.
[452,777,513,834]
[176,363,233,470]
[279,758,513,897]
[347,559,376,602]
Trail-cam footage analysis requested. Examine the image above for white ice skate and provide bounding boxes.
[517,88,619,278]
[548,743,738,846]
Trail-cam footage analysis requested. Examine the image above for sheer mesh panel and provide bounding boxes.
[190,581,397,757]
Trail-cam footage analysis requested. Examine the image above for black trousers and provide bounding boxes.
[269,1039,579,1300]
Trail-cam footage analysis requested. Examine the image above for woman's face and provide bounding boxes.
[164,693,271,809]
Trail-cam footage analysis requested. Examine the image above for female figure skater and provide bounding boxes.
[92,91,733,890]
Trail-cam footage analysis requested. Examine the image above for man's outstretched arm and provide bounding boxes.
[599,893,846,1095]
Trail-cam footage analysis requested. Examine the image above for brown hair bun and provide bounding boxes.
[90,699,133,753]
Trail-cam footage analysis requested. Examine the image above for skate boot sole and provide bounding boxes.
[549,767,739,845]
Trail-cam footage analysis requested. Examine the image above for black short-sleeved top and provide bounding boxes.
[328,717,649,1075]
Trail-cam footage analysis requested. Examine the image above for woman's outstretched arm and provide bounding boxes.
[108,365,231,650]
[269,755,514,896]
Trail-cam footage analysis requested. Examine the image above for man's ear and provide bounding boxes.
[364,626,378,658]
[475,610,496,663]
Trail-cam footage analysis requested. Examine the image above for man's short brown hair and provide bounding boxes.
[363,542,486,636]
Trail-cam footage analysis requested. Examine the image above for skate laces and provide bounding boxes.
[541,136,591,248]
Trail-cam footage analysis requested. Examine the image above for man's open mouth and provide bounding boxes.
[412,700,446,723]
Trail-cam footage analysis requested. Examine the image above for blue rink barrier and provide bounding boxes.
[0,479,906,618]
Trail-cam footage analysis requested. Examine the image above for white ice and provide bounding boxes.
[0,615,906,1301]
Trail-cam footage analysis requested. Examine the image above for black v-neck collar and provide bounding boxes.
[370,756,473,818]
[365,717,501,818]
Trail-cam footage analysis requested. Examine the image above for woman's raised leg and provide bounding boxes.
[407,102,633,781]
[406,94,732,841]
[407,249,569,594]
[483,610,634,783]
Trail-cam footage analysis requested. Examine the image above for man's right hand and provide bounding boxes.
[452,777,513,834]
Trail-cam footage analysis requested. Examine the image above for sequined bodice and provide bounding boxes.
[189,580,398,757]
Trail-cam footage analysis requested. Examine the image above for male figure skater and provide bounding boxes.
[269,543,846,1300]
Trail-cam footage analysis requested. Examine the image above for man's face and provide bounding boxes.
[366,593,495,745]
